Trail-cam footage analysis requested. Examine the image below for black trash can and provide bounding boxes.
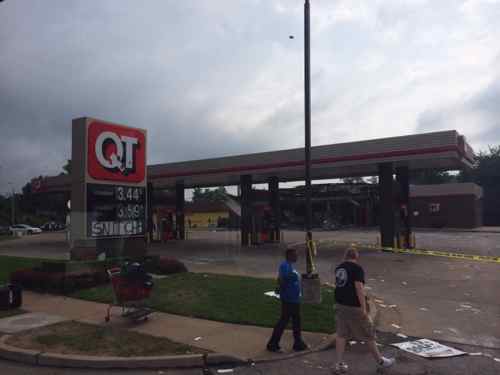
[0,286,10,310]
[8,284,22,309]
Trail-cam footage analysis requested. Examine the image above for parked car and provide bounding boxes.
[41,222,66,231]
[9,224,42,235]
[0,226,11,235]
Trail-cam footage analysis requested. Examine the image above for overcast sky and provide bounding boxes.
[1,0,499,194]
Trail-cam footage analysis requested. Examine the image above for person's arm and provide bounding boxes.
[355,281,367,315]
[277,264,290,291]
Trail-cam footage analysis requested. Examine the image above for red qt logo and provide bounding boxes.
[88,120,146,183]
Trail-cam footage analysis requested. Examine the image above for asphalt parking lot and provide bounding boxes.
[1,229,500,351]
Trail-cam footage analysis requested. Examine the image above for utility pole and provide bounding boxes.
[304,0,313,274]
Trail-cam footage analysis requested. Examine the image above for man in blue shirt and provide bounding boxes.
[267,248,308,352]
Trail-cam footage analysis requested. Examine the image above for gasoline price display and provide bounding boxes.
[86,184,146,238]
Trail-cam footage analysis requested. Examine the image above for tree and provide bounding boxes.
[192,187,204,202]
[192,186,227,202]
[410,170,456,185]
[61,160,72,175]
[458,145,500,225]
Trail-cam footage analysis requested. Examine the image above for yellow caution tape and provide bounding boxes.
[318,239,500,264]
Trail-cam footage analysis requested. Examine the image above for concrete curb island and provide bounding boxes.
[0,297,377,369]
[0,334,246,369]
[0,334,337,369]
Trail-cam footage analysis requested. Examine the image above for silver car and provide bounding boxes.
[9,224,43,235]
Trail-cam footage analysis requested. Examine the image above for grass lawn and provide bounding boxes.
[6,321,207,357]
[0,256,45,284]
[0,309,26,319]
[0,235,16,242]
[74,273,336,333]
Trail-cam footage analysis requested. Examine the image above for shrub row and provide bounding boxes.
[144,256,188,275]
[9,256,187,294]
[10,268,108,294]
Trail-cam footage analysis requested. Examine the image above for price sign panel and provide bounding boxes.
[86,184,146,238]
[71,118,147,247]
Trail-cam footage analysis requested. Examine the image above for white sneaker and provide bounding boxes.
[378,356,395,368]
[334,362,349,374]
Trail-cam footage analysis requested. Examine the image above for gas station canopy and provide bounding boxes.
[39,130,474,192]
[148,130,474,188]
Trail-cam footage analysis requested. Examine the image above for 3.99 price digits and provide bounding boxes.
[117,204,143,220]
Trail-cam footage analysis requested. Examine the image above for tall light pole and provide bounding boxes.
[304,0,313,274]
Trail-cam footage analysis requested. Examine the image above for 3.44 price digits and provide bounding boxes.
[116,187,143,202]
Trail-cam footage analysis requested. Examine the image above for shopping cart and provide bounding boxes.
[105,266,154,323]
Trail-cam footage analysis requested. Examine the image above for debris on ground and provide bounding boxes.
[264,291,280,299]
[392,339,466,358]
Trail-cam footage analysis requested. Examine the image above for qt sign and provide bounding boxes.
[87,120,146,183]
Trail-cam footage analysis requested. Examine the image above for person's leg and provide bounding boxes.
[336,335,347,364]
[291,303,307,350]
[267,302,291,349]
[367,340,383,362]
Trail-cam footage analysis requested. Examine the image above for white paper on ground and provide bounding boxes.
[468,352,483,356]
[194,337,202,341]
[419,307,429,311]
[217,369,234,374]
[397,333,408,339]
[392,339,466,358]
[391,324,401,329]
[264,291,280,299]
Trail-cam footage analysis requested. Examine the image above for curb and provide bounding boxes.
[0,301,378,369]
[250,334,336,365]
[250,300,378,365]
[0,335,246,369]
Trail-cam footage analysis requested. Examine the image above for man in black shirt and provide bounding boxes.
[333,247,395,374]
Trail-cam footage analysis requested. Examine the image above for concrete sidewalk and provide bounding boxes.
[21,291,333,361]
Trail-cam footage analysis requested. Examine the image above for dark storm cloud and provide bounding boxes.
[1,0,499,193]
[0,0,301,193]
